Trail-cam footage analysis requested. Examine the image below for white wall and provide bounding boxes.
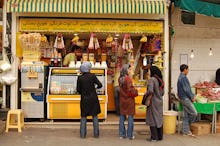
[171,8,220,92]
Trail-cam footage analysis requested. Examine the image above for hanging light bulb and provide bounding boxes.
[209,48,213,56]
[190,50,194,58]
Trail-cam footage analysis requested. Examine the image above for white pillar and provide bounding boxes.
[163,7,170,111]
[2,0,7,108]
[10,13,18,109]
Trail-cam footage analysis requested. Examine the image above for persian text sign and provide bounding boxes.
[19,18,163,33]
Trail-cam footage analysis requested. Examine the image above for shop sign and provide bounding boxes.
[19,18,163,33]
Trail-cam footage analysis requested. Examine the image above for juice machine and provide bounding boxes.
[20,61,48,119]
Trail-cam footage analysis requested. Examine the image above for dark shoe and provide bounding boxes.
[80,136,86,139]
[94,135,99,138]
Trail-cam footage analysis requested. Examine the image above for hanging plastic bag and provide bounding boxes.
[0,60,11,72]
[1,73,17,85]
[88,33,100,50]
[54,33,65,49]
[122,34,133,52]
[0,52,12,73]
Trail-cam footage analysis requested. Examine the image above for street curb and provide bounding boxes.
[24,121,146,129]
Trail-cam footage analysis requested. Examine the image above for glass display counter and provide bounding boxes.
[133,80,147,119]
[46,67,107,119]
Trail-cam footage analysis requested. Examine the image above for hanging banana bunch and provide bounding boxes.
[140,35,147,43]
[106,34,113,43]
[72,35,79,43]
[41,34,48,42]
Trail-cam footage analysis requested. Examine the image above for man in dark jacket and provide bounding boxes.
[77,61,103,138]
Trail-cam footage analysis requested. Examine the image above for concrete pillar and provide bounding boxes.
[2,0,7,108]
[163,6,170,111]
[10,13,18,109]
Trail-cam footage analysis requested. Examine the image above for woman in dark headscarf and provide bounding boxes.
[118,64,138,140]
[145,66,164,142]
[77,61,103,138]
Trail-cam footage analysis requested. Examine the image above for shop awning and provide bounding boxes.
[174,0,220,18]
[7,0,166,15]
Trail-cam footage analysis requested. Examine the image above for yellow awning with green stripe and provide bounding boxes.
[7,0,166,15]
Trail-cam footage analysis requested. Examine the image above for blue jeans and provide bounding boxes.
[180,98,197,134]
[114,86,120,115]
[80,116,99,138]
[119,115,134,138]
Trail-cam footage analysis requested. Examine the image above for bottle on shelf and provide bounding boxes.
[58,58,62,67]
[54,58,58,67]
[50,58,54,67]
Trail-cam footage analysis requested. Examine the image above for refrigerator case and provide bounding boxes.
[20,61,47,119]
[134,83,147,119]
[47,67,108,119]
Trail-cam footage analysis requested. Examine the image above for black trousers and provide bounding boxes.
[150,126,163,140]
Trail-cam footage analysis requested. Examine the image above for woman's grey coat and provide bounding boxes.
[146,77,164,128]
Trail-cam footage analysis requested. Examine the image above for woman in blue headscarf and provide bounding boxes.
[77,61,103,138]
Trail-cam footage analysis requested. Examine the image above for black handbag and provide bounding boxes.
[142,94,148,105]
[142,92,152,106]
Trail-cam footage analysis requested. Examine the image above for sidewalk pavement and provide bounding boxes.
[1,120,220,146]
[0,120,5,134]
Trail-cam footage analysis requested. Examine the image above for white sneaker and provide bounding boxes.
[119,136,126,139]
[129,136,135,140]
[183,131,195,137]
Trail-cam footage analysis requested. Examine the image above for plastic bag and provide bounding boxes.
[0,60,11,72]
[1,74,17,85]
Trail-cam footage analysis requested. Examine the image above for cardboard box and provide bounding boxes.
[195,88,207,94]
[190,122,211,135]
[217,113,220,123]
[215,123,220,133]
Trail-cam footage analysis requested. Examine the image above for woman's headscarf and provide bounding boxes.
[150,66,164,90]
[80,61,92,73]
[119,64,130,87]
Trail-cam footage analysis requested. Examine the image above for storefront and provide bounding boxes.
[6,0,170,120]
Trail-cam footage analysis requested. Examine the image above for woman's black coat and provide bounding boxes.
[77,72,103,117]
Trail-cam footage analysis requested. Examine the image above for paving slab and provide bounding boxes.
[0,122,220,146]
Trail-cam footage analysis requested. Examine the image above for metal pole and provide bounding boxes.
[168,1,173,110]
